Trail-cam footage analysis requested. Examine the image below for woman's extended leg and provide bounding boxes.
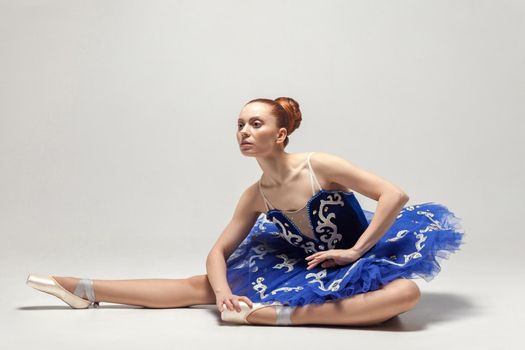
[246,278,421,326]
[53,275,216,308]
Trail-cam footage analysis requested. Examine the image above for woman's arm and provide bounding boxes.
[206,183,261,311]
[312,152,409,255]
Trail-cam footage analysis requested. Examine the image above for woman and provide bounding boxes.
[27,97,465,327]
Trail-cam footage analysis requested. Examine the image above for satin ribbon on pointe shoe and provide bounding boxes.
[73,279,100,308]
[275,304,294,325]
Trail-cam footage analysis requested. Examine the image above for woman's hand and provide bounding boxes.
[305,248,362,270]
[215,291,253,313]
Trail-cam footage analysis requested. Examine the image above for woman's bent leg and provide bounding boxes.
[53,274,216,308]
[246,278,421,326]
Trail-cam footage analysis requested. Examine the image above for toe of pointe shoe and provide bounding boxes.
[220,301,254,324]
[26,273,92,309]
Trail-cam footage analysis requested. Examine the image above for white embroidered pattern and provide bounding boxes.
[379,209,438,266]
[270,217,304,246]
[257,217,268,231]
[270,216,320,254]
[249,244,269,272]
[380,249,422,266]
[305,256,366,292]
[417,210,445,232]
[314,193,345,249]
[252,277,268,299]
[270,286,304,295]
[301,241,319,254]
[305,269,329,290]
[386,229,410,242]
[273,253,299,273]
[379,224,433,267]
[252,276,304,299]
[414,232,427,250]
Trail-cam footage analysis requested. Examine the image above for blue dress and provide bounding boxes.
[226,152,465,307]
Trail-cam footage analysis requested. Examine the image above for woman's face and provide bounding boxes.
[237,102,286,156]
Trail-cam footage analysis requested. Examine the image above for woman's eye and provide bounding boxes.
[253,122,261,127]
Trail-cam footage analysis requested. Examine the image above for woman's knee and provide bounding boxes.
[397,279,421,309]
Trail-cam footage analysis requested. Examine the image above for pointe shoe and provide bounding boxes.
[221,301,282,325]
[26,273,100,309]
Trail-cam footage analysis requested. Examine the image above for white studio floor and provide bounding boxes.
[2,251,520,350]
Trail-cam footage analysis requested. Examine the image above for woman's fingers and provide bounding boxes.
[307,252,340,269]
[218,299,228,312]
[224,299,234,311]
[218,296,253,313]
[307,254,324,263]
[305,252,323,260]
[239,296,253,308]
[231,298,241,312]
[307,257,323,270]
[307,254,327,268]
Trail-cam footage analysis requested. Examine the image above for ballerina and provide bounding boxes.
[27,97,464,327]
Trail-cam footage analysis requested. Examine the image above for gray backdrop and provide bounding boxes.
[1,0,523,349]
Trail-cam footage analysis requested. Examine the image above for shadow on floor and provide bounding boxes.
[198,291,480,331]
[291,291,480,332]
[18,305,144,310]
[18,291,479,331]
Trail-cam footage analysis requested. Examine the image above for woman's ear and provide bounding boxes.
[276,127,288,145]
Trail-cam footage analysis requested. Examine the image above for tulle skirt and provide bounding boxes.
[226,202,465,307]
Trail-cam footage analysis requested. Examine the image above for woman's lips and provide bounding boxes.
[240,142,253,147]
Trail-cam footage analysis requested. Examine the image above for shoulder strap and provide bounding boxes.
[307,152,323,195]
[258,179,274,211]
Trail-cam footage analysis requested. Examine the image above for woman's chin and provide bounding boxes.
[240,148,257,157]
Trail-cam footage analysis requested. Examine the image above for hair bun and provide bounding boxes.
[275,97,302,134]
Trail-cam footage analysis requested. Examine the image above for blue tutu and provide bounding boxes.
[226,202,465,307]
[225,153,465,307]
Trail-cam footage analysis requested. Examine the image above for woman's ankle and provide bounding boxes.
[52,276,79,295]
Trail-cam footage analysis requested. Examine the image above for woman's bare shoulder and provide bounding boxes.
[308,151,356,191]
[237,180,266,215]
[309,150,346,161]
[309,151,354,169]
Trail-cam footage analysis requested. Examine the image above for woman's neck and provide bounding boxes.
[256,151,300,186]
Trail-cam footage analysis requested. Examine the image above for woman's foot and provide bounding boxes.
[52,276,82,295]
[26,274,99,308]
[53,276,98,306]
[245,305,278,325]
[244,304,295,326]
